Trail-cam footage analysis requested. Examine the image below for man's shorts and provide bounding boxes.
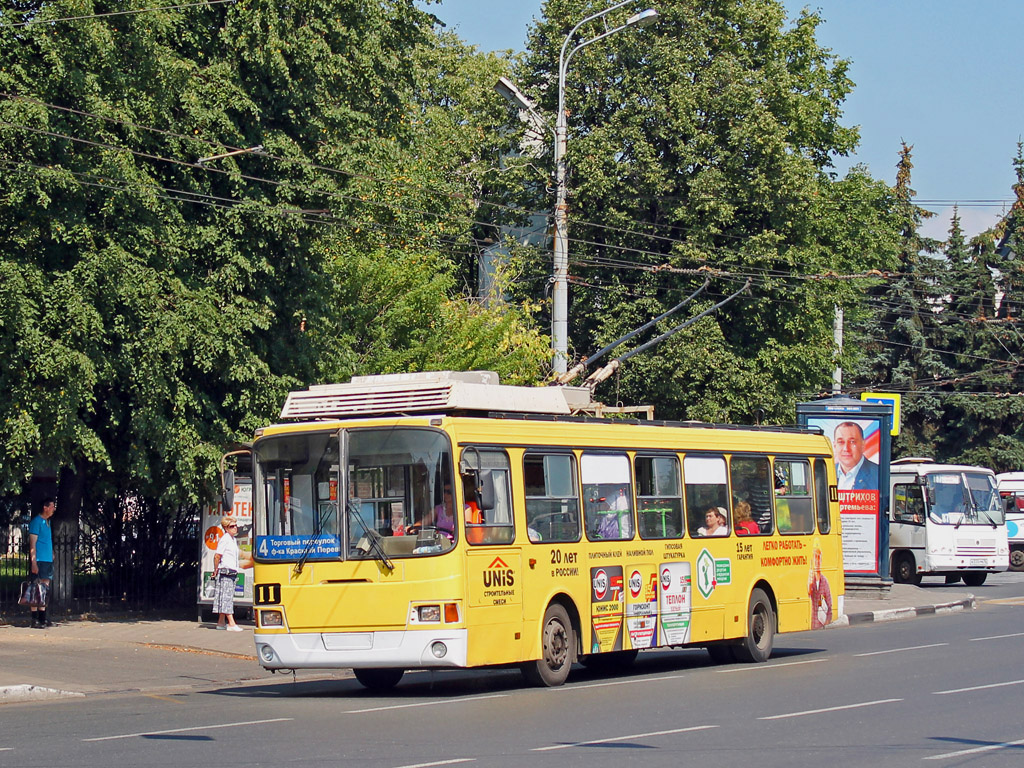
[36,561,53,580]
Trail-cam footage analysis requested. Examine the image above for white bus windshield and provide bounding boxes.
[926,472,1004,526]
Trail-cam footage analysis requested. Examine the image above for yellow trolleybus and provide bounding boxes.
[236,371,844,688]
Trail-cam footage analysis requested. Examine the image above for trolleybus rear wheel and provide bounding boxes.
[522,603,574,687]
[732,588,775,664]
[353,667,405,690]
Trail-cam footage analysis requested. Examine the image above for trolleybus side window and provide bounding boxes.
[462,449,514,545]
[813,458,832,533]
[729,455,772,534]
[685,455,730,537]
[775,458,814,534]
[524,452,581,543]
[582,453,634,541]
[636,455,683,539]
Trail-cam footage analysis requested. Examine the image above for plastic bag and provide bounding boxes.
[18,579,47,608]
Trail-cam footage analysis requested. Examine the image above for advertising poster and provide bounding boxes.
[624,564,658,650]
[658,561,692,645]
[808,416,882,574]
[589,565,624,653]
[198,479,253,608]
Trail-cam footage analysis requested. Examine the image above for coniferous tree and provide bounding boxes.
[850,142,946,458]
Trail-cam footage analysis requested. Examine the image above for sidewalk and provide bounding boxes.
[0,584,976,702]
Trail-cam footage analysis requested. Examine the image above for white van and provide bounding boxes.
[995,472,1024,571]
[889,459,1009,586]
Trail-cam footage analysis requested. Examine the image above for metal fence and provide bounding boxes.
[0,523,198,618]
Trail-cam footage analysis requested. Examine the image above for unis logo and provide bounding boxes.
[483,556,515,588]
[593,568,609,600]
[629,569,644,599]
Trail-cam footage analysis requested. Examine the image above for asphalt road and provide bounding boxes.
[4,573,1024,768]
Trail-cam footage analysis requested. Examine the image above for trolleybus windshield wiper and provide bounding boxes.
[348,499,394,571]
[293,500,337,576]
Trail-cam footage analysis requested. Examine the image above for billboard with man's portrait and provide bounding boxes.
[807,416,882,573]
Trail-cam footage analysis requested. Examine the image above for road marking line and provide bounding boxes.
[969,632,1024,641]
[855,643,948,657]
[83,717,293,742]
[394,760,476,768]
[717,659,826,673]
[924,737,1024,760]
[983,597,1024,605]
[933,679,1024,695]
[346,694,506,714]
[759,698,902,720]
[532,724,718,751]
[549,675,686,690]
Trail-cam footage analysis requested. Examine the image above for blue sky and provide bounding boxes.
[431,0,1024,240]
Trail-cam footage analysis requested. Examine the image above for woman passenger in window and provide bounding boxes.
[698,507,729,536]
[733,501,759,535]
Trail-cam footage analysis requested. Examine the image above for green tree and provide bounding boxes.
[0,0,548,602]
[936,147,1024,471]
[847,142,946,457]
[502,0,899,421]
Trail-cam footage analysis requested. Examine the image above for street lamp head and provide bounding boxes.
[494,76,537,112]
[625,8,659,28]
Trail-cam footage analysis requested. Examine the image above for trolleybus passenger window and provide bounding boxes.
[582,453,634,541]
[636,455,683,539]
[774,459,813,534]
[463,449,514,545]
[524,453,580,543]
[684,455,730,537]
[729,456,772,534]
[814,459,831,533]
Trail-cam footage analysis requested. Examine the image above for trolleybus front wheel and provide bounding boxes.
[353,667,405,690]
[732,588,775,664]
[521,604,574,687]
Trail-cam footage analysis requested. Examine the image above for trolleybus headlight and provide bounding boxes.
[418,605,441,623]
[258,644,278,664]
[260,609,284,627]
[431,641,448,659]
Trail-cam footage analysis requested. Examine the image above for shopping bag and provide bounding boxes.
[18,579,46,608]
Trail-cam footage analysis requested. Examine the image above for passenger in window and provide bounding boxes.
[698,507,729,536]
[733,501,759,535]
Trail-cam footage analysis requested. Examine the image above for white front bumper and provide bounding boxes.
[254,629,469,670]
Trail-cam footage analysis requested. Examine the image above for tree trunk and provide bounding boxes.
[52,464,86,607]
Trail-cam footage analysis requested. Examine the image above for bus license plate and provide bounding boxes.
[969,559,987,566]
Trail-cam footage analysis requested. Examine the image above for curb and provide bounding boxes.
[840,596,977,626]
[0,684,85,702]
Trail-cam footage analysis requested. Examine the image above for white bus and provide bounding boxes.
[995,472,1024,571]
[889,459,1008,586]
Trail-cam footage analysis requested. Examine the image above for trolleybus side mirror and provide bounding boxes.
[222,469,235,511]
[478,470,496,512]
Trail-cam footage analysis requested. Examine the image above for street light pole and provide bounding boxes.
[551,3,658,373]
[495,3,657,375]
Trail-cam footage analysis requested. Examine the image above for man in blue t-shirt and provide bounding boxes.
[28,498,56,629]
